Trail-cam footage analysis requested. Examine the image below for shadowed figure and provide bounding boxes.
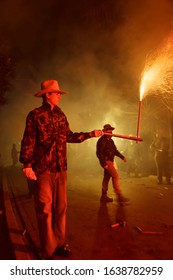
[150,128,172,184]
[96,124,129,203]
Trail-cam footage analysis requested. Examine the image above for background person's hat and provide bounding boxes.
[103,124,115,131]
[35,80,68,97]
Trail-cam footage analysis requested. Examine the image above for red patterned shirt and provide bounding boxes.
[20,102,92,173]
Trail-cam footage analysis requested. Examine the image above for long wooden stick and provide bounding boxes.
[136,100,142,143]
[104,132,143,141]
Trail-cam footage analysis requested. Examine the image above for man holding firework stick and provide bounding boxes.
[96,124,129,203]
[19,80,103,259]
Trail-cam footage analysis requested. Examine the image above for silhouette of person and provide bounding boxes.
[150,128,172,184]
[96,124,129,203]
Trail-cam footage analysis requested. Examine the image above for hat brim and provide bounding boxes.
[34,89,68,97]
[103,128,115,131]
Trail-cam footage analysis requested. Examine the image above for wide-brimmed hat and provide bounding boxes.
[35,80,68,97]
[103,124,115,131]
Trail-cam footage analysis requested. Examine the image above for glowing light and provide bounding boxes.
[139,32,173,102]
[136,32,173,141]
[140,84,145,101]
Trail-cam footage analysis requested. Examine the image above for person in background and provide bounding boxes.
[19,80,103,259]
[150,128,172,185]
[96,124,129,203]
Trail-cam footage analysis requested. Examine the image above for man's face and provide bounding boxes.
[106,129,113,137]
[46,92,61,107]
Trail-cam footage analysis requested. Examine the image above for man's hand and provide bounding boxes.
[123,157,127,162]
[93,130,104,137]
[22,167,37,180]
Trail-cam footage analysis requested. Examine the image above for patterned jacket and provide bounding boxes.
[96,135,125,167]
[20,102,93,173]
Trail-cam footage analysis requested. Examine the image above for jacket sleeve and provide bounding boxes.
[114,145,125,160]
[66,120,95,143]
[96,137,107,167]
[66,131,92,143]
[19,111,37,167]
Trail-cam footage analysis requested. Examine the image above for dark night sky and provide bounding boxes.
[1,0,172,75]
[0,0,173,165]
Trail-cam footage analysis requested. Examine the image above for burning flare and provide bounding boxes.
[139,32,173,101]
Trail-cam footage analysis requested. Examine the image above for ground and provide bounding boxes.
[2,166,173,260]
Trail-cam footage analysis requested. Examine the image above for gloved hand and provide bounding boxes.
[90,130,104,137]
[22,167,37,180]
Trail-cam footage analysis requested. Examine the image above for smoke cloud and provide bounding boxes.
[0,0,172,175]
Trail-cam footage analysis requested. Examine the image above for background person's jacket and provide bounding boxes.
[96,135,125,168]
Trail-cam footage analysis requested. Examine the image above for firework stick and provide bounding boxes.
[135,226,163,235]
[104,132,143,141]
[111,220,126,228]
[136,100,142,143]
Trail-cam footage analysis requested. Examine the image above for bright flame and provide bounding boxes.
[139,84,145,101]
[139,32,173,101]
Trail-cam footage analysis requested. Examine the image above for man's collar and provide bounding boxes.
[42,102,60,112]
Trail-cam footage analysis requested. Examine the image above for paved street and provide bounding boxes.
[1,165,173,260]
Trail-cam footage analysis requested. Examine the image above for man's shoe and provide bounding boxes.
[54,243,72,258]
[100,196,113,203]
[117,194,129,203]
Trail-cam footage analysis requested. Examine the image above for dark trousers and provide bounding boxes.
[34,171,67,258]
[155,153,171,183]
[102,160,121,195]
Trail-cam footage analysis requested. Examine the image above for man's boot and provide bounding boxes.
[100,190,113,203]
[117,193,129,203]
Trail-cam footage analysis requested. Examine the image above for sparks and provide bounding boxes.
[139,32,173,102]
